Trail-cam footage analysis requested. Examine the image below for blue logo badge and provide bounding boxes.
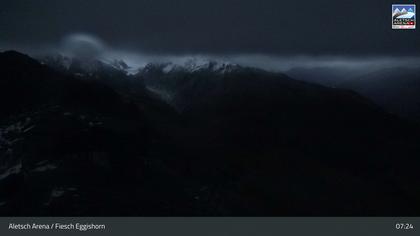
[392,4,416,29]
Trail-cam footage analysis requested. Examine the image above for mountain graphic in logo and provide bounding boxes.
[393,5,416,19]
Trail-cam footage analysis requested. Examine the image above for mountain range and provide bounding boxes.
[1,51,420,216]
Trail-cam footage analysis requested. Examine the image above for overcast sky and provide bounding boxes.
[1,0,419,56]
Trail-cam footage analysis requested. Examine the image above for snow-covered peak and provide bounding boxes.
[101,58,140,75]
[39,53,138,75]
[40,54,72,70]
[182,58,241,73]
[109,59,129,70]
[140,58,242,75]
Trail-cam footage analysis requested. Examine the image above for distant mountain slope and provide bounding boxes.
[287,66,420,121]
[286,67,361,87]
[338,67,420,121]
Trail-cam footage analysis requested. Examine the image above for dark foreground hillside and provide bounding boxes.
[1,51,420,216]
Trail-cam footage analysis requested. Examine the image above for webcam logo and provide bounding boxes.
[392,4,416,29]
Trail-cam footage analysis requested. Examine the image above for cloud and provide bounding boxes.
[225,55,420,72]
[61,34,106,59]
